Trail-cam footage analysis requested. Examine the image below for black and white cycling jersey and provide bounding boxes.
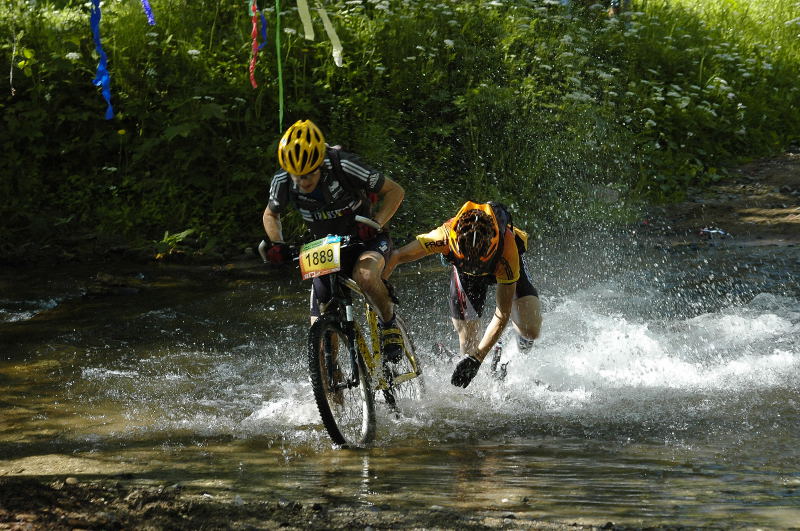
[268,149,384,238]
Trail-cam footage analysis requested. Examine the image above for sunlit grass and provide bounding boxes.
[604,0,800,197]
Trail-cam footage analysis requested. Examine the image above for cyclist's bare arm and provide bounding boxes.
[373,177,404,228]
[263,206,284,243]
[383,240,427,279]
[472,282,514,362]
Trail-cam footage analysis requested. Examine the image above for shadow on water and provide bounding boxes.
[1,231,799,526]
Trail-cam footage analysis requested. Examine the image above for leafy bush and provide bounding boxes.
[1,0,798,259]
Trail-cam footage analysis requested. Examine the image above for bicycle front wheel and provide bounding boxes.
[308,315,376,447]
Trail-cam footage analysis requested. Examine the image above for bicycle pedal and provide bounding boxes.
[489,346,503,373]
[492,361,509,381]
[434,342,457,361]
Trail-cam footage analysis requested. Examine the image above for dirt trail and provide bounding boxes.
[645,146,800,246]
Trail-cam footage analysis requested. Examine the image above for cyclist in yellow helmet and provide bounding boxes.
[262,120,406,361]
[385,201,542,387]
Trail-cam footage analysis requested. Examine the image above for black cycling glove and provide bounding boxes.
[451,356,481,388]
[265,243,292,265]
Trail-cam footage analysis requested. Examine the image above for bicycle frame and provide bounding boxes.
[318,265,421,393]
[291,216,422,446]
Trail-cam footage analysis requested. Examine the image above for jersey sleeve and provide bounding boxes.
[494,229,520,284]
[338,151,385,193]
[414,224,450,255]
[267,171,290,214]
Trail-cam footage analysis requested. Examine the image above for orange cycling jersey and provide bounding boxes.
[415,220,528,284]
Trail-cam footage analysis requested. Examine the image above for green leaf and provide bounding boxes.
[163,123,196,140]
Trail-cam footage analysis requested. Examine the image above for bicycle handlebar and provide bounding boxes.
[259,216,381,264]
[354,215,381,230]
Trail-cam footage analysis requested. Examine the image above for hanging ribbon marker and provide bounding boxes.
[316,2,342,67]
[258,9,268,50]
[90,0,114,119]
[248,0,260,88]
[140,0,156,25]
[275,0,284,131]
[297,0,314,41]
[9,31,20,97]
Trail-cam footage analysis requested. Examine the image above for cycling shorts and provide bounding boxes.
[310,232,393,317]
[448,250,538,321]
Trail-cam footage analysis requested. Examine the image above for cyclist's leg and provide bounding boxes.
[351,233,394,320]
[350,234,406,361]
[512,296,542,342]
[448,267,488,355]
[511,257,541,350]
[451,317,481,355]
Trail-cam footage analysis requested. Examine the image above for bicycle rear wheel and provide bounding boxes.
[308,315,376,447]
[382,314,425,407]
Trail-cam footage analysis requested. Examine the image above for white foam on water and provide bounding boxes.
[375,284,800,440]
[517,293,793,395]
[242,382,320,429]
[72,283,799,445]
[82,367,141,380]
[0,298,59,322]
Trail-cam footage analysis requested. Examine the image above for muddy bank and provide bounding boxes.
[643,145,800,247]
[0,477,597,530]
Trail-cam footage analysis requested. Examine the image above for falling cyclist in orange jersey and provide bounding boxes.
[385,201,542,388]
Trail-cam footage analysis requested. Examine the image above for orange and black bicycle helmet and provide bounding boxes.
[447,201,501,272]
[277,119,326,175]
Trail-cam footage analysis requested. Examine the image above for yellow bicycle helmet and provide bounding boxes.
[277,119,326,175]
[447,201,501,272]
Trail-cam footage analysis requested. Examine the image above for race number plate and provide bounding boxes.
[299,236,342,280]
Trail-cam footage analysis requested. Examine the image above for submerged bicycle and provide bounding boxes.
[263,216,424,447]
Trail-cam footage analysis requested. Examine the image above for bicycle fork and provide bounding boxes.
[325,304,362,392]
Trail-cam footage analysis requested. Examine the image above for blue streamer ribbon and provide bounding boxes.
[140,0,156,25]
[258,10,268,50]
[90,0,114,119]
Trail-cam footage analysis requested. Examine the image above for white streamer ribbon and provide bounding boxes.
[316,2,342,67]
[296,0,315,40]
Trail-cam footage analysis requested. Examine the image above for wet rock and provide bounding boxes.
[83,272,151,296]
[277,498,302,511]
[66,516,91,527]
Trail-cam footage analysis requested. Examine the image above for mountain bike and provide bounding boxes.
[268,216,424,447]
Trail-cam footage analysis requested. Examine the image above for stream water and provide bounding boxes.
[1,232,799,527]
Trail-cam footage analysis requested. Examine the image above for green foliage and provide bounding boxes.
[1,0,798,259]
[153,228,195,259]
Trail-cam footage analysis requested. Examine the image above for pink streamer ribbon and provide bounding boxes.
[249,0,260,88]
